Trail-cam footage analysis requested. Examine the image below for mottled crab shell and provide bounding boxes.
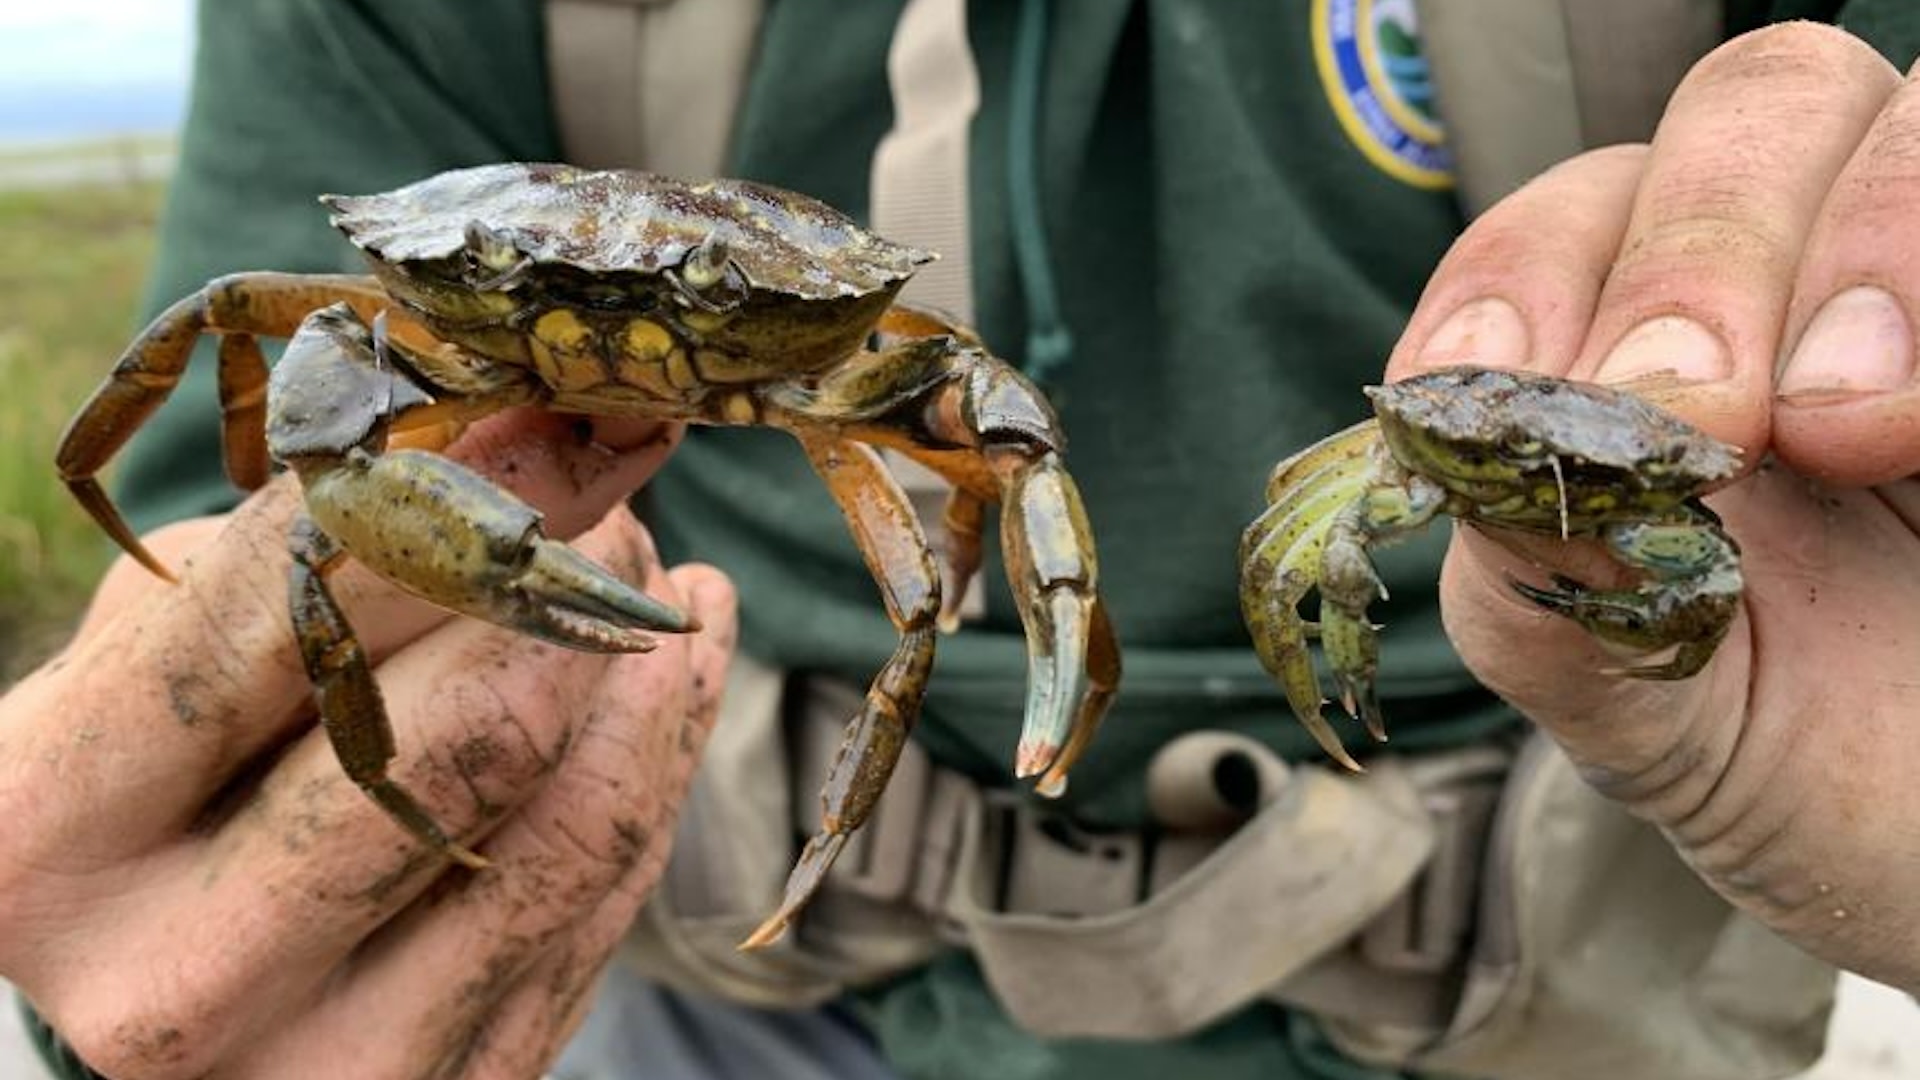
[1366,366,1741,484]
[322,163,932,300]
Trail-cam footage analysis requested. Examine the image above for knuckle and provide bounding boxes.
[51,992,231,1080]
[1449,147,1643,259]
[1684,22,1895,100]
[1613,206,1796,280]
[1539,143,1650,185]
[1825,82,1920,221]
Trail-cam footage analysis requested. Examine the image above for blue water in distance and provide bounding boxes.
[0,80,186,143]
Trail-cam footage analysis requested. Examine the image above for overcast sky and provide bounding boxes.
[0,1,193,89]
[0,1,194,140]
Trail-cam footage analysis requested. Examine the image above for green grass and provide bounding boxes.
[0,134,175,167]
[0,179,166,675]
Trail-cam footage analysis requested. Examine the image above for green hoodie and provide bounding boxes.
[78,1,1919,1079]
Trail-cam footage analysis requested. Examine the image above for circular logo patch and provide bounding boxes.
[1312,0,1453,190]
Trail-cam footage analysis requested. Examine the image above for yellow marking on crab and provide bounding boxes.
[623,318,673,362]
[613,359,675,398]
[665,348,700,390]
[680,308,736,335]
[531,310,607,392]
[722,391,758,425]
[534,309,593,354]
[527,334,564,388]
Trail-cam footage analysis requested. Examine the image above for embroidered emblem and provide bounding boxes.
[1311,0,1453,190]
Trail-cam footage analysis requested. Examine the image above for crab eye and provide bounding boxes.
[670,231,746,314]
[462,220,531,289]
[680,232,732,290]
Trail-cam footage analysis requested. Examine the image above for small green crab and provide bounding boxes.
[58,163,1118,947]
[1240,365,1742,769]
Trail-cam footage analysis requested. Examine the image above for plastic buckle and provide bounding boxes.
[991,797,1149,918]
[1357,773,1502,974]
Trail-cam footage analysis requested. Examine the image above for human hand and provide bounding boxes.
[0,411,736,1079]
[1387,24,1920,993]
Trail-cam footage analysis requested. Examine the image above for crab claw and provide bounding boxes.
[300,447,694,650]
[1319,527,1389,744]
[1239,424,1381,771]
[1507,514,1742,681]
[512,531,700,650]
[994,449,1116,789]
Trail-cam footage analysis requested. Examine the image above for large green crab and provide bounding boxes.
[1239,365,1742,769]
[57,163,1118,946]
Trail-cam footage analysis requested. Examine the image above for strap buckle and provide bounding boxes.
[792,676,971,938]
[1358,761,1505,975]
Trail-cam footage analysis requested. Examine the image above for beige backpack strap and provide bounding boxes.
[868,0,979,321]
[1416,0,1722,216]
[544,0,765,176]
[866,0,989,620]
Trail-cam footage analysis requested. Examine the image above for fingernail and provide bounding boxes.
[1778,285,1914,398]
[1600,315,1730,384]
[1415,297,1530,369]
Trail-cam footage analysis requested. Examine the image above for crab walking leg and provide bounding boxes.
[872,306,991,633]
[1319,461,1449,742]
[1263,418,1381,504]
[56,272,429,579]
[1509,508,1742,680]
[288,519,489,870]
[875,301,988,349]
[1239,428,1384,770]
[1240,491,1358,770]
[935,489,987,632]
[877,455,1116,793]
[743,435,942,949]
[216,330,272,491]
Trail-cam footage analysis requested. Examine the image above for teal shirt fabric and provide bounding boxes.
[84,3,1920,1080]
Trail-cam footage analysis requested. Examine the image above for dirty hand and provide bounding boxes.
[0,411,736,1079]
[1388,23,1920,994]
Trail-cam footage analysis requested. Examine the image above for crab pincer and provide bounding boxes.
[742,315,1118,949]
[995,447,1114,795]
[270,307,694,866]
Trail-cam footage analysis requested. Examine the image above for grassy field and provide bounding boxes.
[0,178,165,676]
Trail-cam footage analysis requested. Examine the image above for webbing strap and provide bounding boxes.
[868,0,979,322]
[866,0,988,619]
[1417,0,1721,216]
[797,675,1513,1038]
[544,0,764,178]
